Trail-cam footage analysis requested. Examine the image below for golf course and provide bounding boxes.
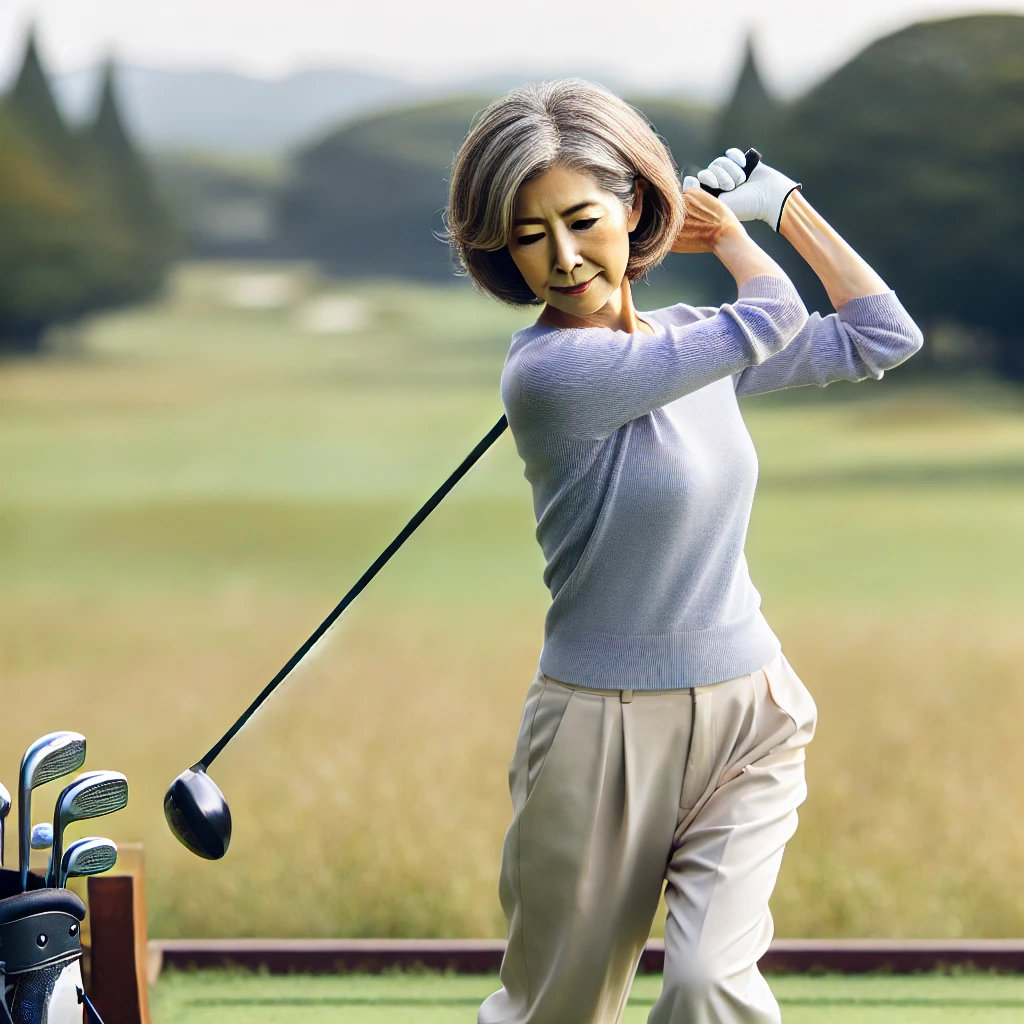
[3,261,1024,1019]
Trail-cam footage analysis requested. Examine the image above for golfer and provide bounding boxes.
[446,80,922,1024]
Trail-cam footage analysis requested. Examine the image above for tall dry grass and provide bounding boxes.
[4,587,1023,938]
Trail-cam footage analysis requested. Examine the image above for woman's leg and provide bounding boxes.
[649,653,818,1024]
[479,673,696,1024]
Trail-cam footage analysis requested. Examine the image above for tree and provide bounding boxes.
[0,109,97,349]
[81,59,177,307]
[0,35,175,352]
[714,34,780,156]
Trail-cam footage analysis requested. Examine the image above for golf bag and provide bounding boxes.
[0,889,105,1024]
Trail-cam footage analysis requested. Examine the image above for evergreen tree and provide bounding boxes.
[0,107,96,349]
[7,27,80,172]
[81,59,177,305]
[0,36,175,352]
[714,34,779,156]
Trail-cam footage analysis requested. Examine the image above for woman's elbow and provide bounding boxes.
[892,318,925,367]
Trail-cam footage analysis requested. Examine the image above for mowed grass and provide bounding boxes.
[153,970,1024,1024]
[2,263,1024,939]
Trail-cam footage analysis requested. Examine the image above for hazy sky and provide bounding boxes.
[2,0,1023,97]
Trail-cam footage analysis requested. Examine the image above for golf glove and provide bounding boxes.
[682,149,801,231]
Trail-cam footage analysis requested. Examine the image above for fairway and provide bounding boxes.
[3,263,1024,940]
[152,970,1024,1023]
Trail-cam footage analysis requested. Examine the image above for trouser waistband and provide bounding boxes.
[542,673,697,703]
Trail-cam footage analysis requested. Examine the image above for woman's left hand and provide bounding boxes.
[684,149,801,232]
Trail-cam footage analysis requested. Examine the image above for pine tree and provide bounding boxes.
[714,34,779,156]
[81,58,176,307]
[7,27,80,172]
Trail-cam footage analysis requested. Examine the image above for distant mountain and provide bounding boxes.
[51,65,425,154]
[50,63,675,156]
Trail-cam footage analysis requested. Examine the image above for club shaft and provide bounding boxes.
[198,415,509,769]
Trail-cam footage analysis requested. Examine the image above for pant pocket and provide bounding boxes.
[763,653,818,748]
[508,674,575,812]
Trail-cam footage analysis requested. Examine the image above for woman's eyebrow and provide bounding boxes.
[514,201,597,226]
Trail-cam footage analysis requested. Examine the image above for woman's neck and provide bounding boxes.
[537,277,653,334]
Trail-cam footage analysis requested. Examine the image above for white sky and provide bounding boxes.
[2,0,1023,97]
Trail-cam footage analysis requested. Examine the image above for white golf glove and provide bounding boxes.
[682,148,801,231]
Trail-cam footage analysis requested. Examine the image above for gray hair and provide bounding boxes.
[446,79,685,305]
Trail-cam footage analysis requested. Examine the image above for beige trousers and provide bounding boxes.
[479,652,817,1024]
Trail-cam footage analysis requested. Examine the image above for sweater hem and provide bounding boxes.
[539,613,782,690]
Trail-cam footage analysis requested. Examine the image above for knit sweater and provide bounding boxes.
[501,274,923,689]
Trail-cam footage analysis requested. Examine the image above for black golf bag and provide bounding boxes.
[0,888,105,1024]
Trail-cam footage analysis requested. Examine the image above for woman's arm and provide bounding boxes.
[691,150,924,396]
[778,192,888,307]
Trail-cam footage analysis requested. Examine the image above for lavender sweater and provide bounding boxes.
[501,274,923,689]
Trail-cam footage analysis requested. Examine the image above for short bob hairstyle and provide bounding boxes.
[446,79,685,306]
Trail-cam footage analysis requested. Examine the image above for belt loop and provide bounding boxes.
[620,689,633,703]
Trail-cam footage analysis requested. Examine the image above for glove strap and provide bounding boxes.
[774,184,803,232]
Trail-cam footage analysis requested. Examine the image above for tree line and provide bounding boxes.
[0,32,175,353]
[6,16,1023,379]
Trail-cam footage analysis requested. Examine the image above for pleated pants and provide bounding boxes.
[479,651,817,1024]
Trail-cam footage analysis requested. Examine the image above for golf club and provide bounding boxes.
[30,822,53,849]
[164,414,509,860]
[0,783,9,866]
[47,772,128,887]
[18,732,87,891]
[58,837,117,888]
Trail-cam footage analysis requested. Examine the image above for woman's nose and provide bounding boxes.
[552,230,582,276]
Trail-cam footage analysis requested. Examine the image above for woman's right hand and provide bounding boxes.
[671,186,745,254]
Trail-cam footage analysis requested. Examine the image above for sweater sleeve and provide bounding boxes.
[733,290,923,397]
[502,274,807,439]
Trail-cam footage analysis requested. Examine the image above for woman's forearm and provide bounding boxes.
[713,223,788,289]
[778,192,889,308]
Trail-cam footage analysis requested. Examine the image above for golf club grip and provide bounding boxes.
[199,414,510,768]
[699,148,761,198]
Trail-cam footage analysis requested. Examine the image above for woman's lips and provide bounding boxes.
[550,276,596,296]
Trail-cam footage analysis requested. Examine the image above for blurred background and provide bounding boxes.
[1,1,1023,941]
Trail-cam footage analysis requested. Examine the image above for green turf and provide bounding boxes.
[152,970,1024,1023]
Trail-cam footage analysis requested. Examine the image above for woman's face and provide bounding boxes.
[509,164,643,318]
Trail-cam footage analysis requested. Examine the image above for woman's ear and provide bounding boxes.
[627,179,648,233]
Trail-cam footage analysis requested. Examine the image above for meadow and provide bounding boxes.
[2,263,1023,940]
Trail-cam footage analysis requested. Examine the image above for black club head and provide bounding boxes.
[164,766,232,860]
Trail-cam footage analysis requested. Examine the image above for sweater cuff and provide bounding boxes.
[835,289,903,323]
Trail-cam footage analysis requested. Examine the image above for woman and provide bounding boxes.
[446,80,922,1024]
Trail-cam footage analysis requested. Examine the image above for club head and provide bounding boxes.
[164,766,231,860]
[18,732,87,889]
[0,782,10,866]
[59,837,117,888]
[49,772,128,887]
[31,822,53,849]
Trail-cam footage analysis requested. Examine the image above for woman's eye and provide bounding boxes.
[572,218,598,231]
[516,233,544,246]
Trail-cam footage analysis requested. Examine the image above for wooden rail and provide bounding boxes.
[151,937,1024,976]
